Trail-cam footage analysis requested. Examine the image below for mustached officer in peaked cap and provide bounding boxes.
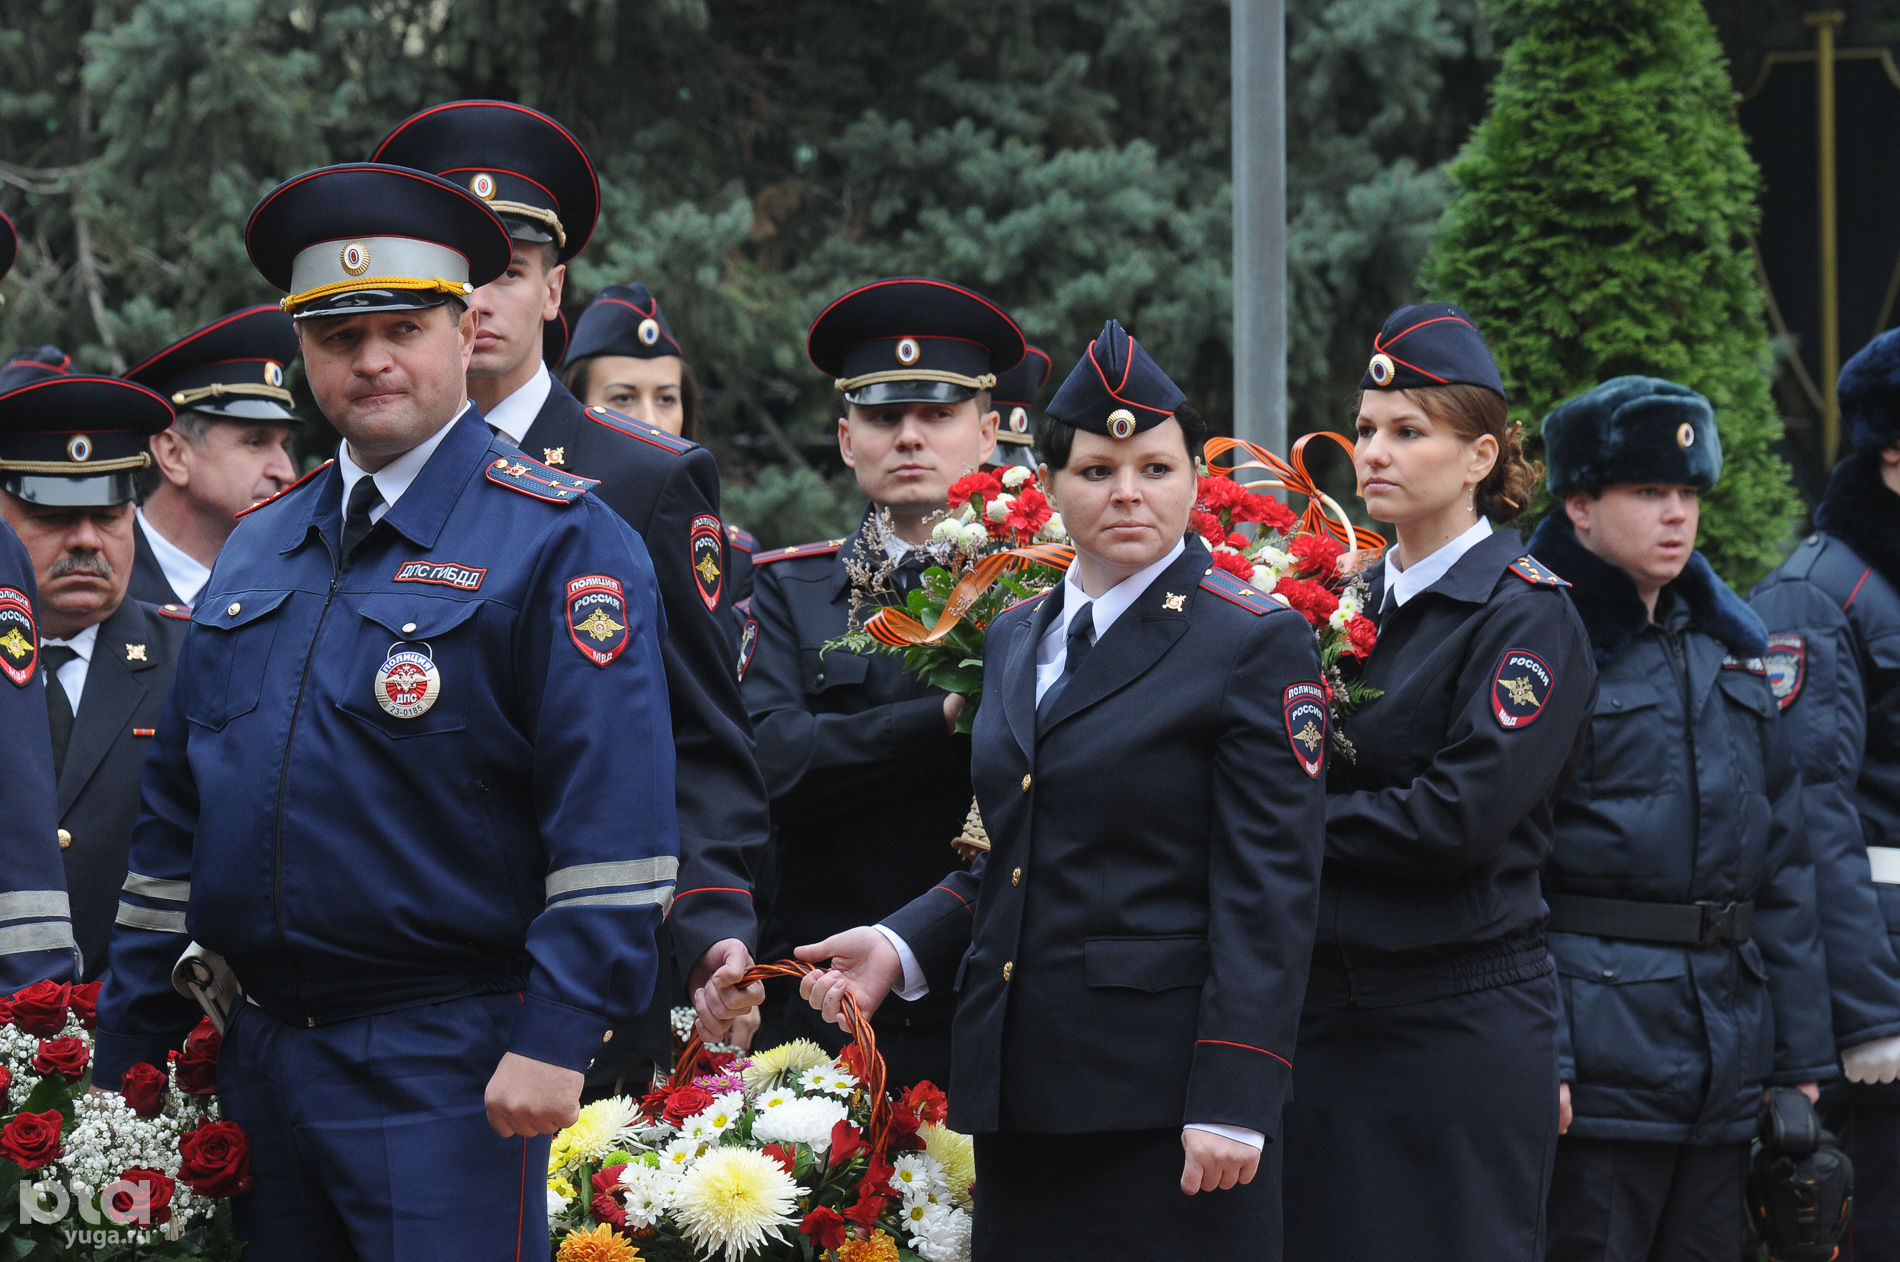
[724,277,1023,1088]
[1752,328,1900,1262]
[986,344,1051,472]
[376,106,771,1060]
[123,305,302,609]
[1527,377,1836,1261]
[92,163,678,1260]
[0,350,182,981]
[0,217,84,990]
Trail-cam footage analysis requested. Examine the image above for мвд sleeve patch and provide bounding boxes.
[690,513,725,612]
[1491,648,1553,729]
[1764,632,1805,711]
[0,587,38,687]
[566,575,630,666]
[1283,682,1327,777]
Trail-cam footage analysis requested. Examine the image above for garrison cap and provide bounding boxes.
[1045,320,1184,440]
[564,282,684,365]
[0,347,174,506]
[992,344,1051,454]
[1544,375,1723,495]
[247,162,512,320]
[1360,303,1506,400]
[372,100,599,264]
[1837,327,1900,454]
[124,305,300,425]
[808,277,1025,407]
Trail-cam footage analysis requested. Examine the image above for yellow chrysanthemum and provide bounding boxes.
[741,1038,833,1090]
[921,1123,976,1209]
[837,1229,901,1261]
[560,1097,642,1164]
[548,1175,578,1207]
[555,1223,643,1262]
[672,1146,802,1262]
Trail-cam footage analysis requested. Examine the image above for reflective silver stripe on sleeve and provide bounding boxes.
[0,921,77,956]
[544,856,680,901]
[0,890,72,922]
[114,903,189,934]
[547,887,675,913]
[122,872,191,903]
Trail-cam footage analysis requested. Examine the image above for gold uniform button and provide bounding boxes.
[56,829,71,850]
[601,1030,613,1044]
[1002,961,1014,981]
[1021,773,1032,792]
[1011,867,1022,887]
[226,602,242,617]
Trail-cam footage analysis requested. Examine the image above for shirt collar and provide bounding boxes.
[1381,516,1493,611]
[483,363,552,444]
[135,510,211,603]
[42,621,99,661]
[1044,537,1188,653]
[336,400,469,523]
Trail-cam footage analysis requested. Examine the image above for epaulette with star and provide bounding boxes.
[754,538,847,566]
[485,454,598,504]
[1508,554,1571,588]
[582,404,698,456]
[1199,568,1287,614]
[236,459,334,519]
[156,603,191,621]
[726,524,758,554]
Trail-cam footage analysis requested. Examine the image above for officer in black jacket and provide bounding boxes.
[1752,329,1900,1262]
[0,352,179,979]
[741,277,1021,1088]
[1528,377,1835,1261]
[1282,306,1597,1260]
[374,102,770,1048]
[986,344,1050,472]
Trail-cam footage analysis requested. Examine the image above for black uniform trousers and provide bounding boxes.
[1545,1136,1747,1262]
[1827,1085,1900,1262]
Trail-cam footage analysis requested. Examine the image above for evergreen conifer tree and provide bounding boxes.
[1419,0,1798,585]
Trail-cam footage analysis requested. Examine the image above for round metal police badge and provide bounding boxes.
[895,337,921,366]
[638,317,662,347]
[340,242,371,276]
[1367,352,1396,387]
[1009,405,1029,434]
[67,435,93,463]
[1108,408,1137,439]
[265,361,285,387]
[1677,421,1695,448]
[470,172,497,200]
[375,644,440,719]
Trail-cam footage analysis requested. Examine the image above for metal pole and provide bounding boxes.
[1807,9,1844,465]
[1232,0,1287,455]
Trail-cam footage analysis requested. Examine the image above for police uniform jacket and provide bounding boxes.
[1751,453,1900,1082]
[93,410,679,1083]
[1530,515,1837,1144]
[126,527,188,609]
[883,543,1329,1138]
[518,378,766,970]
[0,521,79,986]
[55,598,187,979]
[1316,528,1596,1003]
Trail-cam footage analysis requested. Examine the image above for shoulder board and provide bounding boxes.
[726,524,758,553]
[581,404,697,456]
[236,459,333,519]
[156,603,191,621]
[1199,569,1286,615]
[1508,554,1571,588]
[485,455,598,504]
[754,538,847,566]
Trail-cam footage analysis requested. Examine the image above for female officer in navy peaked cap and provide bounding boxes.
[1280,306,1597,1259]
[795,320,1329,1260]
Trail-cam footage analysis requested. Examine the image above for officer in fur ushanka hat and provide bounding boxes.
[1542,375,1722,497]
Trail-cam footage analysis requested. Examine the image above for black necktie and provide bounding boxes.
[41,644,78,778]
[340,477,384,559]
[1038,603,1094,724]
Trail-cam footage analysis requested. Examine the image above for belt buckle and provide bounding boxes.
[1695,900,1738,945]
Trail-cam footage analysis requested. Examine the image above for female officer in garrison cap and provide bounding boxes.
[795,320,1328,1260]
[1281,305,1597,1260]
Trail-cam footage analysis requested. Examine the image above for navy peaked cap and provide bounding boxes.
[992,345,1051,448]
[808,277,1024,407]
[125,305,300,425]
[0,347,174,506]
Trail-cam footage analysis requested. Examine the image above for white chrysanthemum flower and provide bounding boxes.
[1040,512,1068,542]
[661,1134,710,1172]
[559,1096,642,1163]
[921,1124,976,1209]
[958,523,991,552]
[891,1152,946,1201]
[618,1162,677,1230]
[984,495,1013,522]
[682,1091,745,1144]
[931,517,963,544]
[741,1039,833,1090]
[749,1093,848,1154]
[912,1203,974,1262]
[755,1088,794,1112]
[1253,570,1279,594]
[672,1146,803,1262]
[1251,545,1295,574]
[546,1185,571,1217]
[798,1066,860,1096]
[1000,465,1031,489]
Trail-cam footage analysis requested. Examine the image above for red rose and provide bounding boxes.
[1210,549,1256,581]
[174,1018,221,1096]
[177,1121,253,1198]
[900,1081,948,1125]
[0,1109,64,1170]
[103,1168,174,1228]
[32,1035,89,1081]
[801,1206,848,1251]
[121,1061,168,1118]
[591,1163,628,1228]
[661,1085,712,1127]
[0,1065,10,1096]
[68,981,101,1030]
[827,1120,864,1171]
[761,1143,797,1175]
[884,1104,924,1152]
[1290,533,1345,581]
[1345,614,1378,659]
[638,1085,672,1121]
[10,980,71,1036]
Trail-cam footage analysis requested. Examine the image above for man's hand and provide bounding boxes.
[1180,1129,1259,1195]
[690,938,764,1043]
[795,928,902,1028]
[727,1005,762,1052]
[942,693,967,732]
[484,1052,583,1138]
[1559,1082,1572,1135]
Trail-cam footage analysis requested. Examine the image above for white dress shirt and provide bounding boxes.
[41,622,99,712]
[135,510,211,605]
[1380,516,1492,611]
[482,363,553,446]
[336,401,470,525]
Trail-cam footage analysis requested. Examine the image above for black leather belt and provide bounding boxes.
[1547,893,1755,946]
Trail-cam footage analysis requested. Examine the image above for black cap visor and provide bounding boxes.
[843,379,981,408]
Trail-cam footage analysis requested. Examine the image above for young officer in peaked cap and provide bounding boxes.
[0,352,184,981]
[377,107,771,1055]
[986,343,1051,471]
[730,277,1022,1087]
[123,305,301,608]
[1527,377,1835,1261]
[92,162,679,1261]
[1752,329,1900,1262]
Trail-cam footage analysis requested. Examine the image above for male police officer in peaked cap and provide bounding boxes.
[731,277,1023,1088]
[376,104,771,1056]
[123,305,301,609]
[987,344,1051,472]
[0,351,185,980]
[92,163,679,1260]
[0,215,84,989]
